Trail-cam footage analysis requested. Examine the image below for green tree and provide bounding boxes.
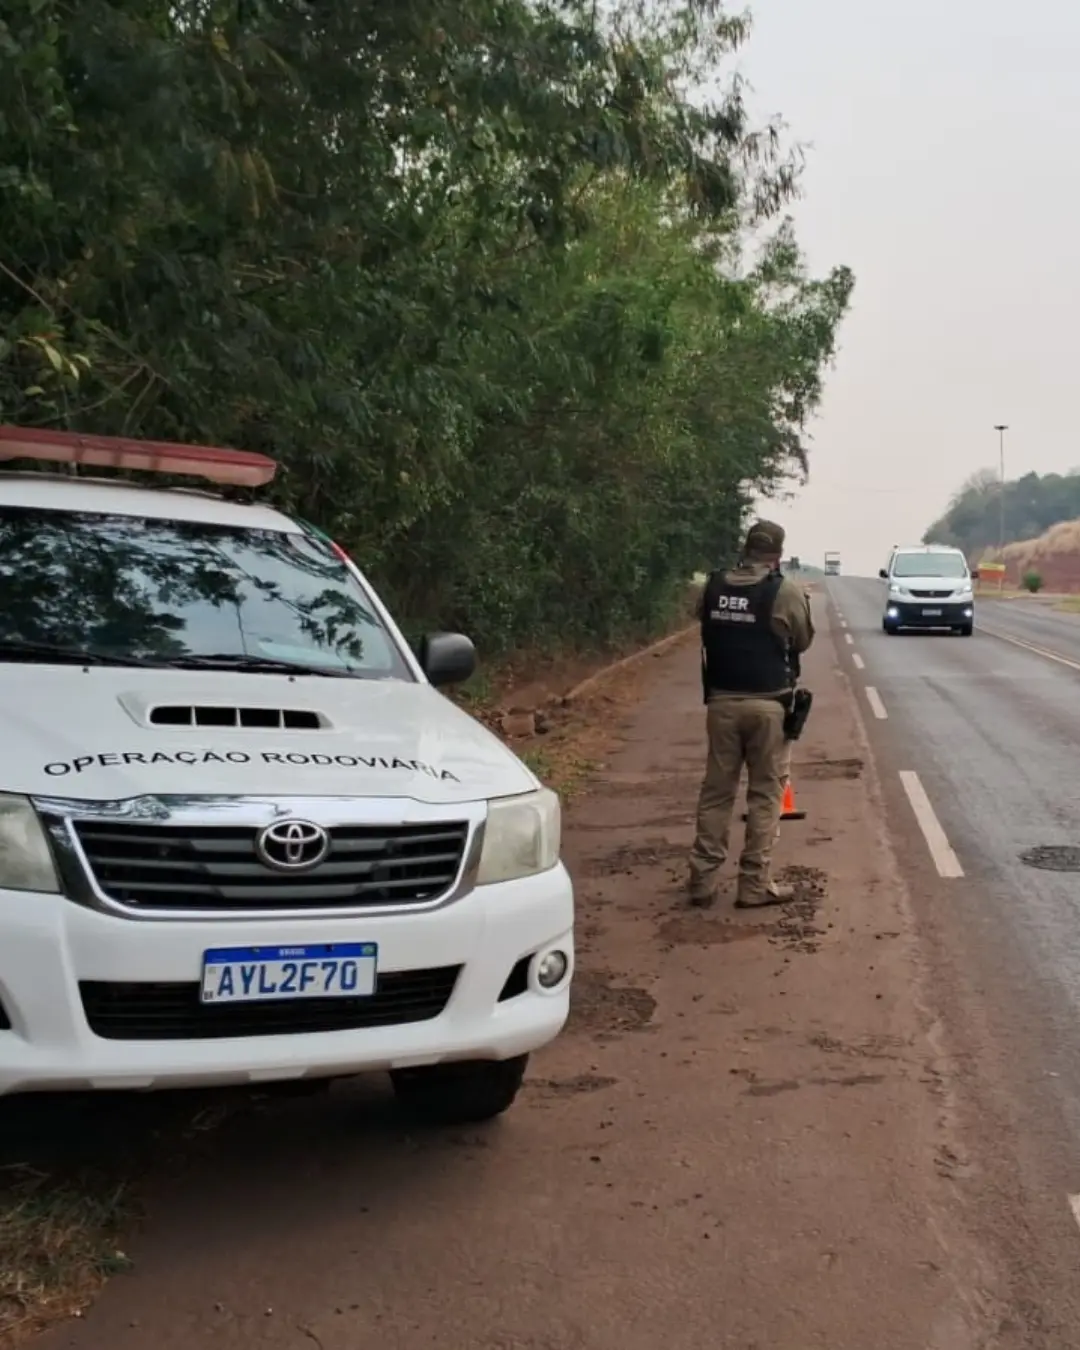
[925,468,1080,558]
[1,0,853,652]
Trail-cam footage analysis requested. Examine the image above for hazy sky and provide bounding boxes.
[734,0,1080,575]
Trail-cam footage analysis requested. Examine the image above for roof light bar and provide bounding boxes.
[0,426,277,487]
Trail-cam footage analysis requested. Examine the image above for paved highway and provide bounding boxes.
[828,577,1080,1338]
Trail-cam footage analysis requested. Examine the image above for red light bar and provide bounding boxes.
[0,426,277,488]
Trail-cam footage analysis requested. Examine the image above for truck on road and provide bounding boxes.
[824,551,841,576]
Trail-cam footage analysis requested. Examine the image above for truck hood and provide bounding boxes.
[0,667,535,805]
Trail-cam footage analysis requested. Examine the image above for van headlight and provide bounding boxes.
[956,582,973,596]
[477,788,561,885]
[888,583,908,596]
[0,795,61,893]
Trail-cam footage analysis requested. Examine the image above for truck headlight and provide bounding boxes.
[477,789,561,885]
[0,795,61,893]
[888,583,907,596]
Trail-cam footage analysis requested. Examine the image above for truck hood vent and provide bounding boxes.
[148,705,325,730]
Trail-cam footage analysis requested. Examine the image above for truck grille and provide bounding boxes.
[79,966,461,1040]
[909,589,953,599]
[72,820,469,912]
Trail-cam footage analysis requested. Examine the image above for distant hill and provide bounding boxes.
[924,467,1080,557]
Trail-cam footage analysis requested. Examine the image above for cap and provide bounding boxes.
[743,519,786,556]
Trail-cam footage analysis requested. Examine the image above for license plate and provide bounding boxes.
[200,943,377,1005]
[922,608,942,617]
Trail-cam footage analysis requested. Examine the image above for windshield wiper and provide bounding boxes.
[160,653,357,678]
[0,640,160,668]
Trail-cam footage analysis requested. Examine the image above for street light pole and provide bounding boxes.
[994,423,1008,554]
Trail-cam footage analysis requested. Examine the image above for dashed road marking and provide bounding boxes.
[845,633,854,645]
[899,770,964,878]
[1068,1194,1080,1233]
[865,686,888,719]
[852,653,865,670]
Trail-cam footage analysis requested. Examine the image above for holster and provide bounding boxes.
[781,686,813,741]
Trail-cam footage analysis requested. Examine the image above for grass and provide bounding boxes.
[519,745,598,800]
[0,1165,132,1346]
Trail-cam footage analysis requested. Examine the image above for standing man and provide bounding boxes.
[687,520,814,909]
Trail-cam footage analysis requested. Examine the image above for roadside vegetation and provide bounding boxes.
[0,0,853,1339]
[2,0,851,655]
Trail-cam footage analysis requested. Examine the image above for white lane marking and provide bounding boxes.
[978,623,1080,673]
[1068,1194,1080,1233]
[845,633,854,645]
[865,686,888,719]
[840,619,848,629]
[852,653,865,670]
[899,770,964,878]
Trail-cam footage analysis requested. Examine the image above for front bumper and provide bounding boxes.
[884,598,974,629]
[0,865,574,1096]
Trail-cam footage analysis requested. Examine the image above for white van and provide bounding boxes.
[879,545,976,636]
[0,426,574,1123]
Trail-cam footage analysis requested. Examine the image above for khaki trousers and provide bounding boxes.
[688,696,787,905]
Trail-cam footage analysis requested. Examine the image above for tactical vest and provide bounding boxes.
[700,569,792,698]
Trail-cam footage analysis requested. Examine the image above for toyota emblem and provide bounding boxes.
[256,819,330,872]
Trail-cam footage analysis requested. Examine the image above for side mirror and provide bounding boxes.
[970,568,980,580]
[878,568,888,580]
[417,631,477,688]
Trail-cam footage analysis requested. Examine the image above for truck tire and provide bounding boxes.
[390,1055,528,1125]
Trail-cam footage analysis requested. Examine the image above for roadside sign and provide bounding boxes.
[978,561,1007,593]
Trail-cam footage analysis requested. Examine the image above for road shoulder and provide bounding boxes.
[31,601,1017,1350]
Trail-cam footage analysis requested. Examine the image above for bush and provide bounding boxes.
[1022,570,1044,593]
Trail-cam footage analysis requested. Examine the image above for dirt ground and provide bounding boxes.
[18,598,1017,1349]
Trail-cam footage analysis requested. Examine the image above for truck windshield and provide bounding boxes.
[0,506,412,678]
[892,552,968,579]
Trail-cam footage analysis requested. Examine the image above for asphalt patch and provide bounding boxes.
[1018,845,1080,872]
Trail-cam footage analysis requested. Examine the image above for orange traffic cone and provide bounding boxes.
[741,774,807,823]
[779,777,806,821]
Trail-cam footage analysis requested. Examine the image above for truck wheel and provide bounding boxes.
[882,620,897,635]
[390,1055,528,1125]
[957,623,973,636]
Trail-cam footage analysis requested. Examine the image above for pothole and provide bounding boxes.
[768,865,828,953]
[596,840,685,874]
[797,757,864,781]
[658,914,773,946]
[1019,845,1080,872]
[567,972,657,1035]
[527,1074,618,1099]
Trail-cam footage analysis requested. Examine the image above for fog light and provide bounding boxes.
[536,950,569,990]
[963,607,973,617]
[886,606,899,619]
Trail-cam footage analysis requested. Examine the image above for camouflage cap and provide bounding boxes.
[743,518,786,557]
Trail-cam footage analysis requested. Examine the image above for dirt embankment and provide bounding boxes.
[990,519,1080,590]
